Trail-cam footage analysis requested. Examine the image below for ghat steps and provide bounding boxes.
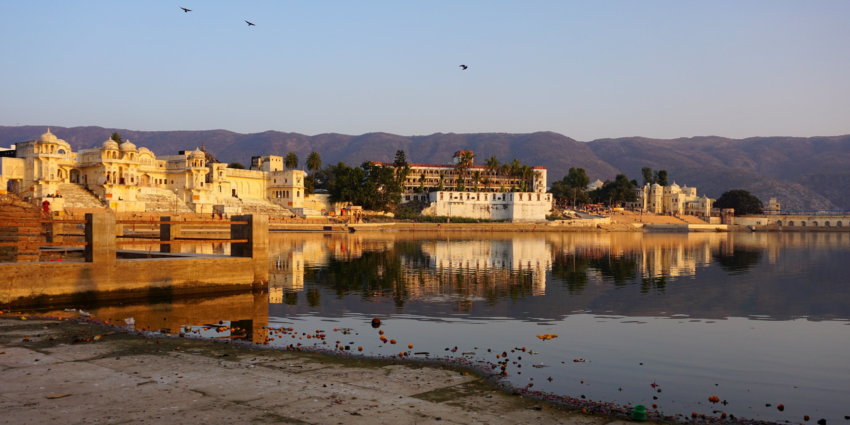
[57,183,105,209]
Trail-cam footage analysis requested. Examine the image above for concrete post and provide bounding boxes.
[159,216,181,253]
[45,221,62,243]
[231,214,269,284]
[85,213,116,263]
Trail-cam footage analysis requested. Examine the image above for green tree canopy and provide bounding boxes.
[393,150,408,167]
[551,167,590,206]
[305,151,322,174]
[641,167,653,186]
[319,161,404,212]
[640,167,669,186]
[110,132,123,143]
[285,152,299,169]
[227,162,245,169]
[715,189,763,215]
[655,170,669,186]
[590,174,637,206]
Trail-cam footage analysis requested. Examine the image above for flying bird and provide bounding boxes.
[245,20,256,26]
[459,64,468,70]
[180,7,191,13]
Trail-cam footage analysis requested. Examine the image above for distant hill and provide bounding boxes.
[2,126,848,210]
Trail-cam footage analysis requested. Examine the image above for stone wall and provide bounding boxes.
[0,194,43,262]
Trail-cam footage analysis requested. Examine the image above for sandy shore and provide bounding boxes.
[1,315,635,425]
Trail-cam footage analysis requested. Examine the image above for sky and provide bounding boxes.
[1,0,849,140]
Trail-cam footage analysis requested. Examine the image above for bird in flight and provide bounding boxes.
[245,20,256,26]
[180,7,191,13]
[459,64,468,70]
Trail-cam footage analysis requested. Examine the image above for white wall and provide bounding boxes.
[425,191,552,222]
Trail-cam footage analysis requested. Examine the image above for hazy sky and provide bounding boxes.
[2,1,849,140]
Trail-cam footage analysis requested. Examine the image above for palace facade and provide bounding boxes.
[629,182,713,218]
[0,129,305,214]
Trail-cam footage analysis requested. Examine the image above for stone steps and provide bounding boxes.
[136,190,192,213]
[57,183,105,209]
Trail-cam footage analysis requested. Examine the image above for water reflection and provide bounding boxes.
[31,231,850,423]
[267,232,850,321]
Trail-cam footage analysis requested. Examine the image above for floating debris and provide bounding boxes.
[535,334,558,341]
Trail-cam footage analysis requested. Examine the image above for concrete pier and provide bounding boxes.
[0,213,270,307]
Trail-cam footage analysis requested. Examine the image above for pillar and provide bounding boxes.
[85,213,116,263]
[159,216,181,253]
[231,214,269,284]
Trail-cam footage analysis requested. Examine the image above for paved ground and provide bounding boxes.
[0,316,638,425]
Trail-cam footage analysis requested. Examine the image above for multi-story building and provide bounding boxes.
[630,182,713,218]
[0,129,305,214]
[374,150,553,221]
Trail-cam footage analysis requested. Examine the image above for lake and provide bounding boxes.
[36,231,850,423]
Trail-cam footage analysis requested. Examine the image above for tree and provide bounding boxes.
[110,132,123,143]
[305,152,322,175]
[392,150,411,187]
[655,170,669,186]
[551,167,590,206]
[320,161,404,212]
[485,156,499,174]
[393,150,408,168]
[472,170,481,192]
[641,168,669,186]
[641,167,654,186]
[285,152,299,169]
[590,174,637,206]
[715,189,763,215]
[454,151,474,191]
[227,162,245,169]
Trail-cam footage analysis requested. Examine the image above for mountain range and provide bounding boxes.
[2,126,848,211]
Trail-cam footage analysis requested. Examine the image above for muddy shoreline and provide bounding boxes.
[1,314,781,425]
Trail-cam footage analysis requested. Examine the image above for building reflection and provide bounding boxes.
[43,291,271,344]
[265,232,775,307]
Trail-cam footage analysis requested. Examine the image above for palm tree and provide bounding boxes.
[285,152,299,169]
[472,170,481,192]
[305,152,321,175]
[485,155,499,175]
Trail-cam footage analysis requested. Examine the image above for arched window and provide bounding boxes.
[837,221,843,227]
[812,221,818,227]
[788,221,794,226]
[825,221,831,227]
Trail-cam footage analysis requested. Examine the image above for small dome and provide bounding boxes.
[138,147,152,155]
[670,182,680,189]
[38,128,71,147]
[102,139,119,150]
[119,139,137,152]
[39,128,58,143]
[190,148,205,159]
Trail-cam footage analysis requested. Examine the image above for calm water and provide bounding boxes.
[40,232,850,423]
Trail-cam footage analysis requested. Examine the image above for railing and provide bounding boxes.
[0,214,265,262]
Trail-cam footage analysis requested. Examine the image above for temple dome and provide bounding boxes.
[39,128,70,147]
[119,140,138,152]
[190,148,205,159]
[39,128,58,143]
[102,138,119,150]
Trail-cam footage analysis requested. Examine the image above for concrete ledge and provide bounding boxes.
[0,257,260,306]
